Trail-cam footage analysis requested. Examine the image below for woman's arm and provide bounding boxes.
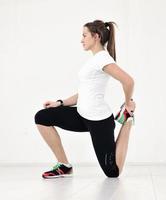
[43,93,78,108]
[63,93,78,106]
[103,63,134,106]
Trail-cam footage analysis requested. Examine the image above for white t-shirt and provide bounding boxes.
[76,50,116,121]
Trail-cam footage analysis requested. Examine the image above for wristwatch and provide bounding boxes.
[56,99,64,106]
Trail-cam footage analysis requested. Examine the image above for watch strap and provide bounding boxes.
[56,99,64,106]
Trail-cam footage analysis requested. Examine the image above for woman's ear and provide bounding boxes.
[94,33,100,41]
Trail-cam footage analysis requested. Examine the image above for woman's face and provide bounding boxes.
[81,26,97,51]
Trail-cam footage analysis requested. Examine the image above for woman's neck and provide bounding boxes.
[91,45,105,55]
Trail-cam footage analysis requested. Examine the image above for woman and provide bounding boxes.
[34,20,136,178]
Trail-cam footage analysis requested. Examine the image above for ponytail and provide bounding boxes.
[105,22,118,61]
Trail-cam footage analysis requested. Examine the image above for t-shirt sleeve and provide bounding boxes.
[96,52,116,71]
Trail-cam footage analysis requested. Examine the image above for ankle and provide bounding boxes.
[58,161,69,165]
[58,162,72,168]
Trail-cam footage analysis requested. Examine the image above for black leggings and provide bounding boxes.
[34,105,119,177]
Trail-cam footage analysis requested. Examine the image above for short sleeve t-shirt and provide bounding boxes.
[76,50,116,121]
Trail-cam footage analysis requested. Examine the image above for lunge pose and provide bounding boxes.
[34,20,136,178]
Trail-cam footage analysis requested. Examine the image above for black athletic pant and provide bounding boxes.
[34,105,119,177]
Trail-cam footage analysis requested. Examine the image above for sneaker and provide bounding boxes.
[42,162,73,179]
[115,101,135,125]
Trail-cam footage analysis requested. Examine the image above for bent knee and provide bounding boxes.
[34,109,46,125]
[106,171,119,178]
[104,166,120,178]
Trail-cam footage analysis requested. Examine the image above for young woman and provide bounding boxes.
[34,20,136,178]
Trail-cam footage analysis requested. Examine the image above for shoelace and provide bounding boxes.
[52,163,62,170]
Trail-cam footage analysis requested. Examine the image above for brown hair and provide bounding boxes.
[84,20,118,61]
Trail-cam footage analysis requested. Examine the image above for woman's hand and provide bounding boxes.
[43,101,61,109]
[125,100,136,116]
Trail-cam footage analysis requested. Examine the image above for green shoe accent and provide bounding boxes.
[117,113,125,124]
[52,163,62,170]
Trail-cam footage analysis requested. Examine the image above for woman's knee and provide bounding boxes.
[105,169,119,178]
[106,171,119,178]
[104,165,120,178]
[34,109,47,125]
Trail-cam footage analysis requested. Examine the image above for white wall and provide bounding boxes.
[0,0,165,164]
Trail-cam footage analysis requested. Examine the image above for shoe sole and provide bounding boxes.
[42,173,73,179]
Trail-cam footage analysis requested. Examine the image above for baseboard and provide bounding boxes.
[0,161,166,167]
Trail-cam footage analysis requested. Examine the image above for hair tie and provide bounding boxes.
[104,22,109,27]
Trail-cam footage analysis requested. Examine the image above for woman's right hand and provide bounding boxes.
[125,100,136,116]
[43,100,61,109]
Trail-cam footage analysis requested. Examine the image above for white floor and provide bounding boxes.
[0,163,166,200]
